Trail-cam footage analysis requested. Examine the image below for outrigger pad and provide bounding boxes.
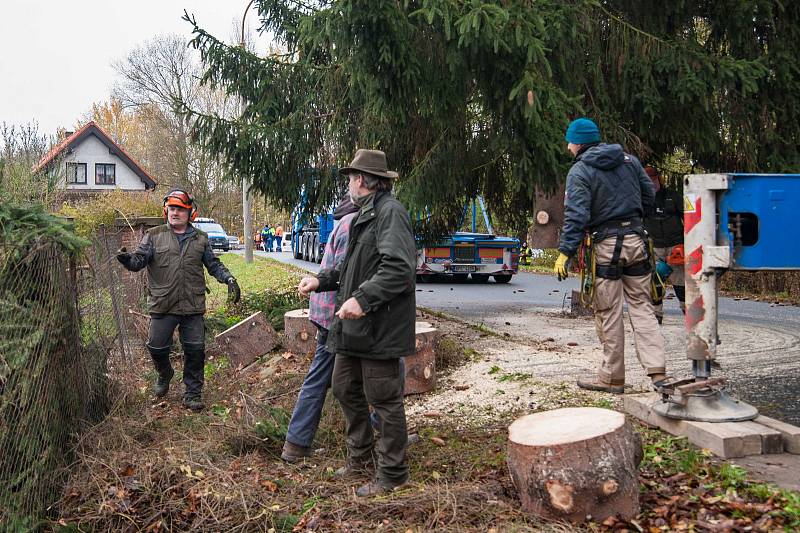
[653,389,759,422]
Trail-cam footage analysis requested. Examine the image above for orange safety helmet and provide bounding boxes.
[163,189,197,221]
[667,243,685,266]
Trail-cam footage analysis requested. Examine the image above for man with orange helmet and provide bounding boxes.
[643,166,686,324]
[116,188,241,411]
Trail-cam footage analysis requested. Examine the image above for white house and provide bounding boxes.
[32,121,157,192]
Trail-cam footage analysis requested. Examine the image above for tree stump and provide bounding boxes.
[215,311,280,369]
[403,322,440,395]
[283,309,317,355]
[507,407,643,523]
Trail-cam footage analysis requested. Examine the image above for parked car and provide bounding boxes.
[193,217,230,252]
[227,235,241,249]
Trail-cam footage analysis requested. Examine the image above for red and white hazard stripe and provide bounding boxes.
[683,174,731,376]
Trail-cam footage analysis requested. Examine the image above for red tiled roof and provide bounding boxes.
[32,121,157,189]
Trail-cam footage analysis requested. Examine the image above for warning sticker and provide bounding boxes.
[684,193,697,213]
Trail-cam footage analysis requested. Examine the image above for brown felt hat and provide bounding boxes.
[338,149,399,179]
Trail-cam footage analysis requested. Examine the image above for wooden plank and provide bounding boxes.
[623,393,689,436]
[736,421,784,454]
[754,415,800,454]
[624,393,767,459]
[686,422,762,458]
[214,311,279,369]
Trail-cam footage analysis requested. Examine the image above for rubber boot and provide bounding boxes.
[182,344,206,411]
[148,346,174,398]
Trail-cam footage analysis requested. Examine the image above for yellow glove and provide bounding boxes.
[554,253,570,281]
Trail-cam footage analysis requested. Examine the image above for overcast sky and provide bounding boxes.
[0,0,273,135]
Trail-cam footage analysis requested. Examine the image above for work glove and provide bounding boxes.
[227,277,241,304]
[554,252,570,281]
[116,247,132,266]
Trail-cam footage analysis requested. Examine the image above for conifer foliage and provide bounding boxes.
[183,1,799,236]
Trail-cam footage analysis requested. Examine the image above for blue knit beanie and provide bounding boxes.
[565,117,601,144]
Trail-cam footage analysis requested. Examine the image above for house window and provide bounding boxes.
[66,162,87,184]
[95,163,116,185]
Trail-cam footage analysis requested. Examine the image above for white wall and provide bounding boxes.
[58,134,148,190]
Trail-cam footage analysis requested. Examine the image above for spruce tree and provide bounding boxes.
[182,0,799,237]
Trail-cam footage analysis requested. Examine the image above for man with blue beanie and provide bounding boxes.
[554,117,669,393]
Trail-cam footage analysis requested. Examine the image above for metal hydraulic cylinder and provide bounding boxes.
[682,174,730,378]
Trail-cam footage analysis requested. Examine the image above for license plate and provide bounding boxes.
[451,265,477,272]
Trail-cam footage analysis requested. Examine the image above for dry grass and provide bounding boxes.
[53,348,569,532]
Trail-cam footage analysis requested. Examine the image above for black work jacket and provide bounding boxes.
[558,143,655,256]
[316,191,417,359]
[644,187,684,248]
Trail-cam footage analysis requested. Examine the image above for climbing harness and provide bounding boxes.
[577,233,595,307]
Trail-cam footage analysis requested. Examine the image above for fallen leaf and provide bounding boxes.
[260,479,278,492]
[430,437,446,446]
[119,464,135,477]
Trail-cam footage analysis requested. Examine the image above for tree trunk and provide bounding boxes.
[528,184,565,249]
[507,407,643,523]
[403,323,439,395]
[283,309,317,355]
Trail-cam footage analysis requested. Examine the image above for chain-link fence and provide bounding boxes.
[0,218,142,530]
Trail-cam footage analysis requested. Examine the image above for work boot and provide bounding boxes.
[576,376,624,394]
[281,441,312,463]
[182,395,205,412]
[333,453,375,479]
[356,477,407,497]
[182,346,206,405]
[153,367,175,398]
[148,346,174,398]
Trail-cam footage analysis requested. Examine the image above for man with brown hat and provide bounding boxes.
[298,149,416,496]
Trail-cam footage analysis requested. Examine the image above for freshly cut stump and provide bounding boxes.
[507,407,643,523]
[284,309,316,355]
[403,323,440,395]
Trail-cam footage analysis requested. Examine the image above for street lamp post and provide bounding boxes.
[241,0,255,263]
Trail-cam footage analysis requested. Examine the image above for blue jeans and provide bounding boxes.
[285,329,405,448]
[286,328,334,448]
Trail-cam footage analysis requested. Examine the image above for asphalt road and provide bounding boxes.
[252,249,800,425]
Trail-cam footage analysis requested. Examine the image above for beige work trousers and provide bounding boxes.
[592,234,666,385]
[653,246,686,320]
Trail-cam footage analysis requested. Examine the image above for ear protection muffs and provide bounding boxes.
[163,189,198,221]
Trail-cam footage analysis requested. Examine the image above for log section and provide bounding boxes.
[507,407,643,522]
[403,323,440,395]
[283,309,317,355]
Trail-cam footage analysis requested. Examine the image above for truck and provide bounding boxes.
[291,195,520,282]
[290,204,333,263]
[415,197,520,283]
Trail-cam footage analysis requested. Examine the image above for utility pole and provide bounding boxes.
[241,0,255,263]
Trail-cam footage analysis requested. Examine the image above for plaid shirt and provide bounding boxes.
[309,212,356,330]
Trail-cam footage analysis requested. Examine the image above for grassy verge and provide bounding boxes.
[51,260,799,531]
[204,254,307,334]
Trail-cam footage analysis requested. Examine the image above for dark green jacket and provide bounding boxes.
[317,192,417,359]
[123,224,233,315]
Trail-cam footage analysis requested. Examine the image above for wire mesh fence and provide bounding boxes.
[0,220,143,530]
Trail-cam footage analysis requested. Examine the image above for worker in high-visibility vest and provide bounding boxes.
[519,242,532,265]
[274,224,284,251]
